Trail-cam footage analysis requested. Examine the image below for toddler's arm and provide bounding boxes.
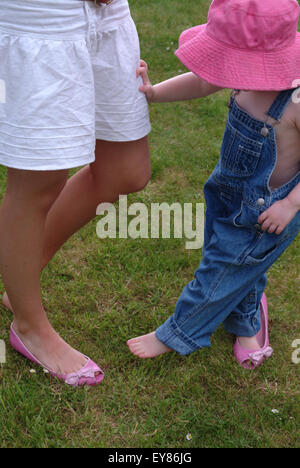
[258,111,300,235]
[137,60,223,103]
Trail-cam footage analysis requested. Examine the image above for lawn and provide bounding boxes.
[0,0,299,448]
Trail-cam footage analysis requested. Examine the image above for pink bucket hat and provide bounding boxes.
[175,0,300,91]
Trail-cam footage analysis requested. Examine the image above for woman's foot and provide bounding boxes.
[12,320,98,376]
[127,332,172,358]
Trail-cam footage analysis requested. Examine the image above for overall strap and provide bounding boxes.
[266,89,295,122]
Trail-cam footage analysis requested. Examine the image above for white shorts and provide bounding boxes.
[0,0,151,171]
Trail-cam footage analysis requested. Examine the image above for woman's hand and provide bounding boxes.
[136,60,155,102]
[258,197,299,235]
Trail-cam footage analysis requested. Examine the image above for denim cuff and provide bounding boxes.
[223,307,261,337]
[155,317,203,356]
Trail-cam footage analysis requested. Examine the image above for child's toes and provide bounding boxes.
[129,339,148,357]
[127,339,140,351]
[127,337,139,346]
[129,343,144,357]
[127,338,139,352]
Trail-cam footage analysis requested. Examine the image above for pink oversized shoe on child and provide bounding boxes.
[10,324,104,387]
[234,293,273,369]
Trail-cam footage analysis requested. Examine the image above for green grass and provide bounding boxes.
[0,0,299,448]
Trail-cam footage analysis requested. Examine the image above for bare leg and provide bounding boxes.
[0,168,91,374]
[2,137,150,311]
[42,137,150,268]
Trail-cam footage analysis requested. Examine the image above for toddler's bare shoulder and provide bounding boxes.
[283,96,300,130]
[290,98,300,131]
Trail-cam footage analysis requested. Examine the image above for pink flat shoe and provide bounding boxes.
[234,293,273,369]
[10,324,104,387]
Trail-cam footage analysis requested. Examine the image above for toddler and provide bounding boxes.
[127,0,300,368]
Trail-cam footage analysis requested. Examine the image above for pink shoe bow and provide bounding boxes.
[249,346,274,366]
[64,361,104,387]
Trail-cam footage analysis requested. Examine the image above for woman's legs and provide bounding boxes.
[3,137,150,311]
[0,168,89,374]
[41,137,150,269]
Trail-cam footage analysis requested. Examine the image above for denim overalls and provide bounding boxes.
[156,89,300,355]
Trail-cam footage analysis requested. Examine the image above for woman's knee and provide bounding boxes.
[6,168,68,211]
[123,164,151,194]
[92,138,151,196]
[91,166,151,201]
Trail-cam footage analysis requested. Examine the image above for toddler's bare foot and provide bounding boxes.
[127,332,172,358]
[2,292,13,313]
[238,335,261,351]
[12,320,99,376]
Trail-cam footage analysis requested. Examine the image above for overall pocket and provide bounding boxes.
[233,201,260,229]
[243,237,278,265]
[221,121,263,177]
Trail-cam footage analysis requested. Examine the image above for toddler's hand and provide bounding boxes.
[137,60,155,102]
[258,197,299,235]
